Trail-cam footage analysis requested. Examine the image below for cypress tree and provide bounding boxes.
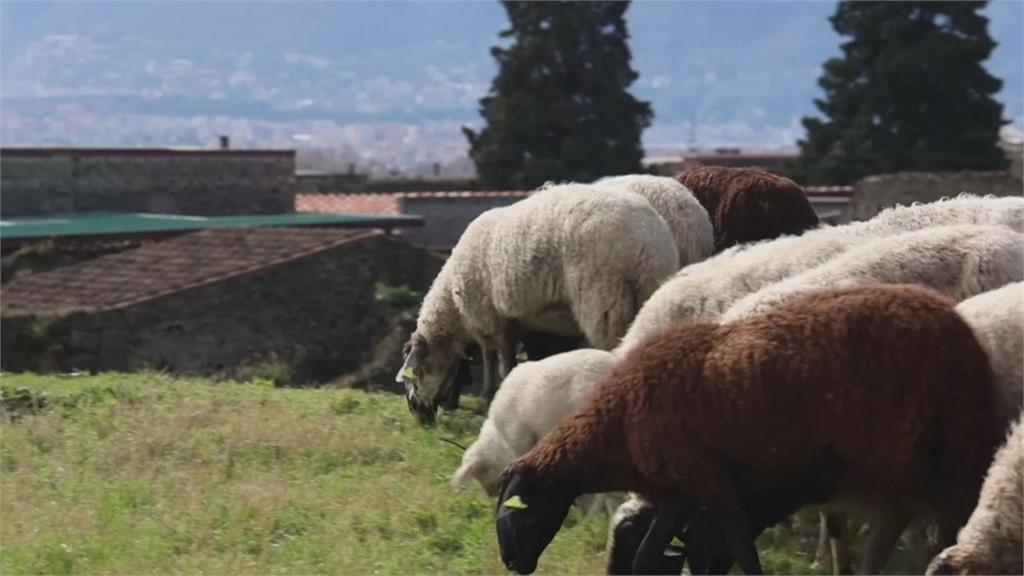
[791,1,1008,185]
[464,1,653,189]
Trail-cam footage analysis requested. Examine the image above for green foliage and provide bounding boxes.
[374,282,423,310]
[244,353,297,388]
[4,314,67,372]
[789,1,1008,185]
[465,0,653,189]
[0,386,51,417]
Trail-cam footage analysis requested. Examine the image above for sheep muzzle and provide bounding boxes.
[406,392,437,425]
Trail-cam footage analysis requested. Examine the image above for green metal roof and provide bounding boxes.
[0,211,422,247]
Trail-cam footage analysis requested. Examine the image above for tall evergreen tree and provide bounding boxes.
[790,1,1008,185]
[464,1,652,189]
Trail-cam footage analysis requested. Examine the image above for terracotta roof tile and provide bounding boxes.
[295,191,530,214]
[2,227,376,316]
[296,193,402,215]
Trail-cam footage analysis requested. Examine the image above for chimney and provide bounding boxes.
[219,135,230,150]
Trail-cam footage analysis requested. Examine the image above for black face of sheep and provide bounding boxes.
[495,468,573,575]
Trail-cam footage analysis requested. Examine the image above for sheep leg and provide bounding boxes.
[631,501,690,575]
[905,520,932,574]
[825,513,853,575]
[478,348,497,414]
[717,504,764,575]
[441,358,470,411]
[497,341,516,380]
[812,512,830,571]
[935,520,956,552]
[860,507,912,575]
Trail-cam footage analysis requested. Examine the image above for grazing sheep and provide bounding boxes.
[634,276,1019,569]
[595,175,716,266]
[675,166,820,250]
[398,184,678,422]
[677,272,1021,575]
[926,413,1024,576]
[606,198,1024,574]
[495,285,1001,575]
[452,349,623,515]
[722,225,1024,323]
[618,194,1024,354]
[956,282,1024,429]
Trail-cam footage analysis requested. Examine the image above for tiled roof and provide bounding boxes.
[2,227,377,316]
[295,191,529,214]
[297,193,402,215]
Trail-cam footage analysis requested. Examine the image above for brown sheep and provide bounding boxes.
[676,166,820,250]
[494,285,1001,575]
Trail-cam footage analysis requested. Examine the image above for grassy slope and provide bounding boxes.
[0,373,832,575]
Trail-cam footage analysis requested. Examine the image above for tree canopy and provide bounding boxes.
[464,1,653,189]
[789,1,1008,185]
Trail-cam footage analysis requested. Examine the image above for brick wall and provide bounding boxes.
[1,235,444,383]
[850,171,1023,221]
[1,149,296,217]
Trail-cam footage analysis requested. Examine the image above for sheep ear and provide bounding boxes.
[502,495,528,510]
[497,468,534,514]
[396,354,419,383]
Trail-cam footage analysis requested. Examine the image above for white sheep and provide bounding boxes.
[615,225,863,352]
[926,412,1024,576]
[956,282,1024,429]
[398,183,679,421]
[722,225,1024,323]
[451,348,623,515]
[851,193,1024,237]
[617,194,1024,354]
[594,174,716,266]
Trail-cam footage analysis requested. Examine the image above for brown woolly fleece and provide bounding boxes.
[514,284,1001,529]
[677,166,820,250]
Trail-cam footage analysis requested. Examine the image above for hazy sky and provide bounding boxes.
[2,1,1021,169]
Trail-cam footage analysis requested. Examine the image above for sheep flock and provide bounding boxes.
[395,166,1024,575]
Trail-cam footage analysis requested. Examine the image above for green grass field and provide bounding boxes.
[1,373,849,575]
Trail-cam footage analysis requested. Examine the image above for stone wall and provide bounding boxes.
[850,171,1023,221]
[1,235,444,383]
[1,148,296,217]
[296,171,370,194]
[398,195,525,251]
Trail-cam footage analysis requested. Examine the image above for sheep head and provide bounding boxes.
[495,466,573,575]
[397,332,458,424]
